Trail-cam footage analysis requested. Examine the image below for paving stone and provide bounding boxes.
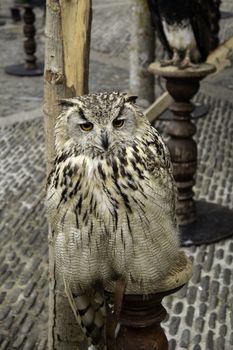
[223,268,231,285]
[185,306,194,327]
[37,338,48,350]
[219,324,227,337]
[168,339,176,350]
[8,287,22,304]
[226,254,233,264]
[174,302,183,315]
[23,282,36,298]
[209,312,217,329]
[186,286,197,304]
[215,248,224,259]
[220,286,229,300]
[0,292,6,304]
[0,306,10,321]
[194,317,204,332]
[216,336,225,350]
[196,250,206,263]
[193,345,201,350]
[33,300,44,316]
[206,330,214,350]
[27,293,38,309]
[229,242,233,253]
[12,335,26,348]
[193,334,201,345]
[3,315,15,330]
[200,288,209,303]
[21,316,34,333]
[169,317,181,336]
[13,299,25,314]
[199,303,207,317]
[191,264,201,284]
[180,329,190,348]
[22,338,37,350]
[219,303,227,323]
[209,295,218,310]
[0,340,10,350]
[203,245,214,272]
[230,333,233,346]
[210,280,220,296]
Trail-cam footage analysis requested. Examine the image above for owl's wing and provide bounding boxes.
[146,127,178,223]
[147,0,172,57]
[191,0,212,61]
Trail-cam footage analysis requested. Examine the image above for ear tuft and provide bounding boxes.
[125,95,138,103]
[58,99,75,107]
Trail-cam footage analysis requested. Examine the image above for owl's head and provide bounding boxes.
[55,92,148,155]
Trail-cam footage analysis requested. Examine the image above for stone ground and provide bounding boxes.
[0,0,233,349]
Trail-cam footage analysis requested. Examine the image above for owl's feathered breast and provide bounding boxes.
[47,128,175,235]
[47,127,178,293]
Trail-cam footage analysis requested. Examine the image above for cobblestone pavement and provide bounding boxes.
[0,0,233,349]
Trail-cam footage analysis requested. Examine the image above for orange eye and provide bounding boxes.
[113,119,124,128]
[80,122,93,132]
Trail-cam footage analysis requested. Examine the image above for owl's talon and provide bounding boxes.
[179,58,199,69]
[160,57,180,67]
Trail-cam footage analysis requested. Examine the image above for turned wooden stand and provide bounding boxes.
[104,252,193,350]
[105,288,179,350]
[5,4,43,76]
[148,62,233,246]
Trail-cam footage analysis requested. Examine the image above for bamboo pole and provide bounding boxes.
[44,1,92,348]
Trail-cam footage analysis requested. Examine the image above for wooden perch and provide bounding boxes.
[145,35,233,123]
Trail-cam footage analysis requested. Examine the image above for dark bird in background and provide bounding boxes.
[147,0,213,68]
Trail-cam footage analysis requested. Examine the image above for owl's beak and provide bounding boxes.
[101,131,109,151]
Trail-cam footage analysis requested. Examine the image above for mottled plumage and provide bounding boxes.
[147,0,212,67]
[46,92,180,348]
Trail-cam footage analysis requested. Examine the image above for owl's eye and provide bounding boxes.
[113,119,124,128]
[80,122,93,132]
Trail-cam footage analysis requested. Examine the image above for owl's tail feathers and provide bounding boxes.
[64,279,105,349]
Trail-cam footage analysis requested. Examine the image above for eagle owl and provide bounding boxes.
[46,92,180,348]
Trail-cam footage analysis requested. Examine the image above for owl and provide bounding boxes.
[46,92,180,348]
[147,0,212,67]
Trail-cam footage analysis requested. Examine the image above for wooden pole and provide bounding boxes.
[44,0,92,348]
[129,0,155,104]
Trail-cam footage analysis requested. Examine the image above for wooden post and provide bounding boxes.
[105,291,171,350]
[148,63,215,226]
[130,0,155,104]
[104,252,193,350]
[5,4,44,76]
[43,0,92,348]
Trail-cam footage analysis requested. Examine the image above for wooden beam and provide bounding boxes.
[44,0,92,349]
[144,92,173,122]
[207,35,233,77]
